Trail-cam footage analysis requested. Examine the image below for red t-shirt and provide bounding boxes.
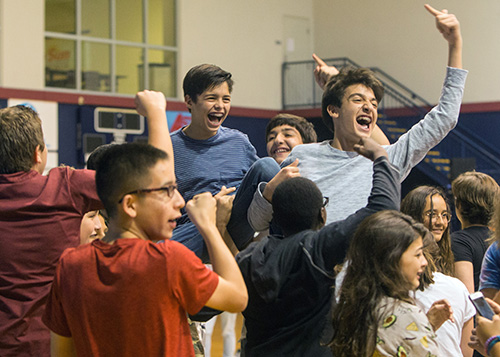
[43,238,219,357]
[0,167,101,356]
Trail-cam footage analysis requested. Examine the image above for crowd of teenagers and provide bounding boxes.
[3,4,500,357]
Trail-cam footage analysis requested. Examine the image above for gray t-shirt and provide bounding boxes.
[248,67,467,229]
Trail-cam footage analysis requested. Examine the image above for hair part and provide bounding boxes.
[265,113,317,144]
[452,171,500,225]
[330,210,426,356]
[321,66,384,132]
[401,185,454,275]
[0,105,45,174]
[95,143,168,218]
[183,64,233,103]
[272,177,324,236]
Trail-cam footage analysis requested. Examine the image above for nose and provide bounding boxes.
[274,133,285,143]
[214,98,223,109]
[92,213,102,230]
[421,255,428,268]
[174,189,186,209]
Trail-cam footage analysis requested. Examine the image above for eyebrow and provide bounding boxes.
[348,93,377,101]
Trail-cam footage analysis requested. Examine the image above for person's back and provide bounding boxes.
[0,105,100,356]
[237,138,400,356]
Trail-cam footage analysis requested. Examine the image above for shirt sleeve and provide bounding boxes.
[388,67,468,181]
[247,182,274,232]
[480,242,500,291]
[451,231,474,263]
[66,168,103,213]
[167,242,219,315]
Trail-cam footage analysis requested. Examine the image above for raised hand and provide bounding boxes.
[353,137,388,162]
[186,192,217,230]
[313,53,340,90]
[135,90,167,118]
[425,4,461,44]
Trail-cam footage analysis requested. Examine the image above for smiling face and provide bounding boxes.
[184,82,231,140]
[399,237,427,290]
[133,159,185,241]
[266,125,304,164]
[328,84,378,151]
[422,194,450,242]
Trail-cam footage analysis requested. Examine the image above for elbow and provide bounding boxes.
[229,290,248,313]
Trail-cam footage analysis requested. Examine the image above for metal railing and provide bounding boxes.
[282,57,500,182]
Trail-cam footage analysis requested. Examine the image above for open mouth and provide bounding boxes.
[208,113,224,126]
[356,116,372,130]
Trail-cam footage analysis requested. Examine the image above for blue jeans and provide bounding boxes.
[171,157,280,262]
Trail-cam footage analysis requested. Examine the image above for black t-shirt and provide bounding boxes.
[451,225,491,292]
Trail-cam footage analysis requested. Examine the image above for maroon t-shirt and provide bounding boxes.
[43,238,219,356]
[0,167,101,356]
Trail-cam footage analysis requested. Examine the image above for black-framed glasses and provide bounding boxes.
[323,197,329,207]
[118,184,178,203]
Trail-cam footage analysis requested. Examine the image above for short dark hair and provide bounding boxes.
[321,67,384,132]
[86,143,117,171]
[265,114,317,144]
[183,64,233,102]
[0,105,45,174]
[452,171,500,225]
[95,143,168,218]
[272,177,323,236]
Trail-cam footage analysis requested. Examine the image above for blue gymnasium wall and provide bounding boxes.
[57,103,270,168]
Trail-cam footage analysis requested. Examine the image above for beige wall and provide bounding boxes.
[178,0,313,109]
[0,0,45,89]
[312,0,500,104]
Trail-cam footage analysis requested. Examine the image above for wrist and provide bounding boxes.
[485,335,500,356]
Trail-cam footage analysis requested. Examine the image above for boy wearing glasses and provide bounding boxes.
[43,92,248,356]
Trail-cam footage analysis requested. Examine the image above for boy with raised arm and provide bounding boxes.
[279,5,466,224]
[43,92,248,356]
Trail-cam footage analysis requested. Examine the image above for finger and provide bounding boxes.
[214,186,236,198]
[286,158,299,168]
[424,4,441,16]
[312,53,327,67]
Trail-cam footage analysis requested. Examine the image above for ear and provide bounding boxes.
[184,95,193,111]
[327,104,339,120]
[33,145,43,165]
[317,207,326,229]
[120,195,139,219]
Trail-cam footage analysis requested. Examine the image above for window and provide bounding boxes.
[45,0,177,97]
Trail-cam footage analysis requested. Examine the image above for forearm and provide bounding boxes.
[365,156,401,212]
[147,108,173,158]
[448,37,463,69]
[202,225,246,292]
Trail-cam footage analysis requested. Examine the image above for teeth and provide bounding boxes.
[275,149,289,153]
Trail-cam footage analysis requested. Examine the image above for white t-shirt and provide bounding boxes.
[415,272,476,356]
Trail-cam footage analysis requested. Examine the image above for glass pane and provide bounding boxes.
[116,46,143,95]
[146,49,176,97]
[45,37,76,89]
[116,0,143,43]
[82,42,110,92]
[82,0,110,38]
[148,0,176,46]
[45,0,76,34]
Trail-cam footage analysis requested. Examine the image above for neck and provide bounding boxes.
[182,124,217,140]
[101,219,146,243]
[330,136,356,152]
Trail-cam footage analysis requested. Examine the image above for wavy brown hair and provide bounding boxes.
[330,210,428,357]
[401,185,454,275]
